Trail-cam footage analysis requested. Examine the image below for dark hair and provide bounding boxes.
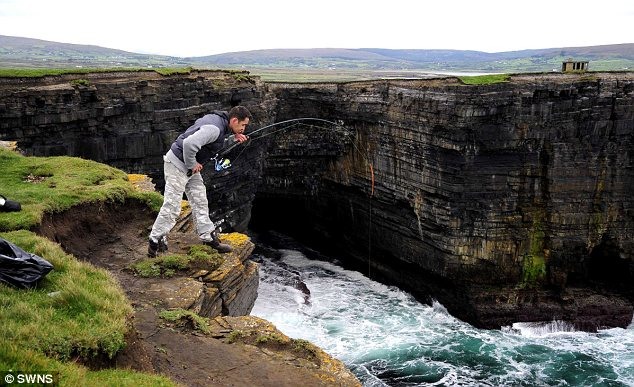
[228,105,252,121]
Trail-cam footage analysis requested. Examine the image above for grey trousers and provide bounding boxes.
[149,158,214,243]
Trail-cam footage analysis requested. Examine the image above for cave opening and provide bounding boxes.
[249,197,314,243]
[587,237,632,294]
[243,114,362,258]
[248,192,357,266]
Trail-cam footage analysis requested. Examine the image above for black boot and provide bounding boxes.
[148,236,168,257]
[203,232,232,253]
[148,239,159,258]
[158,236,168,253]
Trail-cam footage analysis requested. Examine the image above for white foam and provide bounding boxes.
[506,320,578,337]
[252,248,634,386]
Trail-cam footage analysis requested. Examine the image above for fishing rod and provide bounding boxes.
[189,117,348,175]
[221,117,347,156]
[188,116,375,200]
[191,116,378,278]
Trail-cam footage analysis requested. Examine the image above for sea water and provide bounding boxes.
[251,248,634,386]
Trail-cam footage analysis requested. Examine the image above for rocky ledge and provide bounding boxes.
[34,195,359,386]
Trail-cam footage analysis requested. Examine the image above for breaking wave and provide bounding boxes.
[251,248,634,386]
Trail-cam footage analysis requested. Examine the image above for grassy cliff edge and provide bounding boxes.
[0,148,174,386]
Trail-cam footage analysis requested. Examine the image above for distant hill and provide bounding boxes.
[1,35,633,75]
[191,45,634,72]
[0,35,188,68]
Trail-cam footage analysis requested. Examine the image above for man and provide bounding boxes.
[148,105,252,257]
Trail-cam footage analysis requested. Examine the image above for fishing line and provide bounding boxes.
[215,117,377,276]
[228,122,326,164]
[219,118,351,157]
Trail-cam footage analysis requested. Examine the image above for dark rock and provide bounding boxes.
[254,74,634,330]
[4,71,633,330]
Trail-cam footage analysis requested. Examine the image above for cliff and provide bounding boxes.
[0,69,267,230]
[258,73,634,330]
[1,70,632,330]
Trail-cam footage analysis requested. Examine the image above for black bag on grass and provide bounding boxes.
[0,237,54,289]
[0,195,21,212]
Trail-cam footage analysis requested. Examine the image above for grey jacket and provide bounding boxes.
[166,111,232,173]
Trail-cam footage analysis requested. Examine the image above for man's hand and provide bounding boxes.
[191,162,203,174]
[234,133,249,143]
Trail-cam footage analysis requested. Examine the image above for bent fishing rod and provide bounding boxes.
[187,116,377,277]
[223,117,346,155]
[187,118,346,176]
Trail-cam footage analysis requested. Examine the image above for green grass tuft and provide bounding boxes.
[130,260,162,277]
[225,330,246,344]
[130,245,223,278]
[291,338,319,359]
[255,333,286,345]
[159,309,210,334]
[458,74,510,85]
[70,79,90,87]
[187,245,223,267]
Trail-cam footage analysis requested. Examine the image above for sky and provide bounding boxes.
[1,0,633,57]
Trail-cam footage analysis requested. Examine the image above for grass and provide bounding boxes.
[292,338,317,354]
[0,345,175,387]
[0,148,177,385]
[69,78,90,86]
[159,309,211,334]
[227,70,256,83]
[255,332,287,345]
[130,245,224,278]
[0,231,175,386]
[225,330,246,344]
[458,74,510,85]
[223,327,319,360]
[154,67,193,76]
[0,148,162,232]
[187,244,224,266]
[0,67,193,78]
[0,230,130,360]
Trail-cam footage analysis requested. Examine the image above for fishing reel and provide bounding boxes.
[213,156,231,171]
[186,155,231,176]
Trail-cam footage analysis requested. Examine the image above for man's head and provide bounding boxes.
[228,106,252,135]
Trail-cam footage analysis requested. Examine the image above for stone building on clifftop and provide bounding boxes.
[562,59,589,72]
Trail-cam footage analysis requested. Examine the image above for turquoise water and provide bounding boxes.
[251,249,634,387]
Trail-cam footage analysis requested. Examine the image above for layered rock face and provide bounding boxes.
[0,70,267,230]
[256,74,634,329]
[2,71,632,330]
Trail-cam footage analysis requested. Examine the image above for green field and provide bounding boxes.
[2,35,632,82]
